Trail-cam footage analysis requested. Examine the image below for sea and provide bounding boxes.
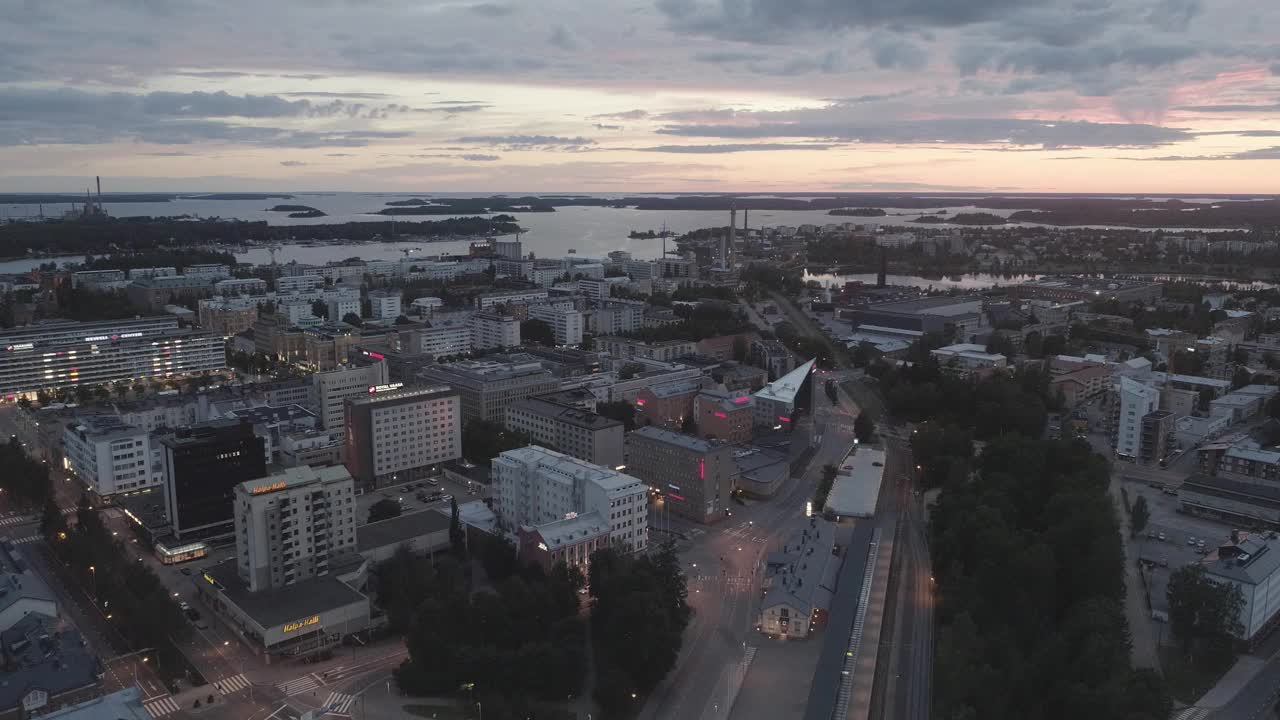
[0,192,1249,280]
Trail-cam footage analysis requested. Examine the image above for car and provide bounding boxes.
[440,494,453,503]
[1158,532,1167,541]
[1146,531,1156,539]
[178,601,191,611]
[1187,537,1197,546]
[401,485,411,493]
[180,567,192,576]
[1198,540,1206,549]
[185,608,201,621]
[195,620,210,630]
[427,478,440,486]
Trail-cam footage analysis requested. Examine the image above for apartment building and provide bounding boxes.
[590,300,646,335]
[626,426,735,524]
[419,359,559,423]
[471,312,521,350]
[409,321,473,356]
[368,289,402,320]
[308,357,389,431]
[1115,376,1161,460]
[475,288,549,311]
[528,303,584,346]
[198,296,259,336]
[62,416,162,497]
[504,397,624,468]
[343,385,462,488]
[492,446,648,553]
[597,336,696,362]
[693,390,754,444]
[233,465,358,592]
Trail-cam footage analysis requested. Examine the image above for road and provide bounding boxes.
[638,369,859,720]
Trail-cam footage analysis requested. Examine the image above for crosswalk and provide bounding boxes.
[322,691,357,715]
[143,695,181,718]
[8,535,40,545]
[689,574,755,590]
[1170,709,1211,720]
[0,515,32,527]
[215,673,250,694]
[277,673,323,696]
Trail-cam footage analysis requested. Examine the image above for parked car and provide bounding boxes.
[1157,532,1167,541]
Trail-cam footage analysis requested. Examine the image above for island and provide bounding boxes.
[628,229,677,239]
[910,215,948,224]
[267,205,327,218]
[828,208,888,217]
[181,193,294,201]
[374,197,558,215]
[949,212,1009,225]
[385,198,431,206]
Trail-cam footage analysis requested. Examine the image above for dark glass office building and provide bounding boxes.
[160,419,266,540]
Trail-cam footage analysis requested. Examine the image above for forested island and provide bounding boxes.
[267,205,327,218]
[628,229,677,239]
[0,215,521,259]
[828,208,888,217]
[910,212,1008,225]
[376,196,560,215]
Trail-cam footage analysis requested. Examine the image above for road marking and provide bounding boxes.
[0,515,32,527]
[9,535,40,545]
[216,672,251,694]
[144,695,181,718]
[277,674,322,696]
[323,691,357,714]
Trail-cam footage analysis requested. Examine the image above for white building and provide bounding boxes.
[368,289,402,320]
[471,312,521,350]
[528,303,584,346]
[413,321,474,356]
[62,416,162,497]
[578,277,630,301]
[410,296,444,315]
[475,289,549,311]
[344,385,462,487]
[215,278,268,296]
[309,356,389,431]
[1116,375,1160,459]
[233,465,359,592]
[1205,532,1280,642]
[492,446,648,553]
[327,296,360,323]
[279,300,320,328]
[930,343,1008,376]
[183,264,232,280]
[590,300,646,335]
[276,275,327,293]
[753,359,815,428]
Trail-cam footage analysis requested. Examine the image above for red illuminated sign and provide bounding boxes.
[713,412,727,418]
[778,416,791,423]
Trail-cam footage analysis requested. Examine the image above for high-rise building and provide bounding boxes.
[309,354,389,431]
[492,446,648,553]
[528,303,584,346]
[159,419,267,540]
[626,426,735,524]
[343,385,462,488]
[504,397,624,468]
[0,317,226,396]
[368,289,402,320]
[1115,376,1160,459]
[233,465,358,592]
[62,416,162,497]
[418,359,559,423]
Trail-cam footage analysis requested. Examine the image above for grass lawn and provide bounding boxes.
[1158,646,1235,704]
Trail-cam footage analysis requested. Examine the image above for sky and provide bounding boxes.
[2,0,1280,194]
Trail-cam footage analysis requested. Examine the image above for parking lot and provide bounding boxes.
[354,470,487,522]
[1126,478,1239,618]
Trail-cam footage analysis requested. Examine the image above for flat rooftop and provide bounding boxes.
[508,397,621,431]
[357,509,453,554]
[825,447,886,518]
[630,424,720,452]
[200,559,367,629]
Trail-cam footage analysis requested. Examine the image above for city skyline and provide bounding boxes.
[2,0,1280,193]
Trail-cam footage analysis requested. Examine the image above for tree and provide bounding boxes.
[985,333,1017,357]
[813,464,838,509]
[367,499,402,524]
[449,497,466,557]
[1130,495,1150,537]
[1167,563,1243,667]
[311,299,328,320]
[824,380,839,404]
[732,335,748,362]
[462,419,531,466]
[617,362,645,381]
[597,400,637,431]
[854,412,876,443]
[342,312,363,327]
[1198,387,1214,413]
[1232,366,1251,390]
[520,318,555,346]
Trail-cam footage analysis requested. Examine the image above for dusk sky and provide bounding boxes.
[3,0,1280,194]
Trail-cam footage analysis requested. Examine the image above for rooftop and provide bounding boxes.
[646,379,704,398]
[1152,372,1233,389]
[755,358,816,405]
[239,465,352,497]
[526,511,609,548]
[66,414,143,441]
[39,687,150,720]
[825,447,886,518]
[347,384,456,408]
[0,615,99,712]
[229,404,317,426]
[508,398,621,431]
[630,425,721,453]
[862,295,984,317]
[357,509,453,554]
[761,517,839,616]
[1212,393,1264,407]
[1205,532,1280,586]
[199,559,367,630]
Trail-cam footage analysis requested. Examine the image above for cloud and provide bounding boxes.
[281,91,393,99]
[1127,146,1280,160]
[1273,63,1280,76]
[469,3,513,16]
[455,134,596,150]
[868,37,928,71]
[594,123,623,130]
[325,153,355,157]
[1175,102,1280,113]
[415,102,492,114]
[548,24,580,51]
[591,110,648,120]
[279,160,306,167]
[956,42,1200,77]
[1195,130,1280,137]
[459,153,500,161]
[657,112,1191,148]
[692,51,768,64]
[632,143,834,153]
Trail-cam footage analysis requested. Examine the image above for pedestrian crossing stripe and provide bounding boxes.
[1170,709,1210,720]
[144,695,180,718]
[277,674,322,696]
[216,673,250,694]
[10,535,40,545]
[0,516,31,526]
[324,691,357,714]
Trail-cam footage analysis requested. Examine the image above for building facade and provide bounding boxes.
[528,303,584,346]
[1115,376,1161,460]
[492,446,648,553]
[160,419,268,540]
[504,397,625,469]
[343,385,462,488]
[309,356,389,432]
[471,312,521,350]
[419,359,559,423]
[62,416,162,497]
[626,426,734,524]
[234,465,358,592]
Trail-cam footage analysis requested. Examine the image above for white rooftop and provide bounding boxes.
[824,447,886,518]
[755,358,816,405]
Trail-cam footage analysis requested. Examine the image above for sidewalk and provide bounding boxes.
[1195,656,1265,708]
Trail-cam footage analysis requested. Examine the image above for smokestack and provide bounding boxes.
[727,208,737,268]
[95,176,102,211]
[743,208,748,231]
